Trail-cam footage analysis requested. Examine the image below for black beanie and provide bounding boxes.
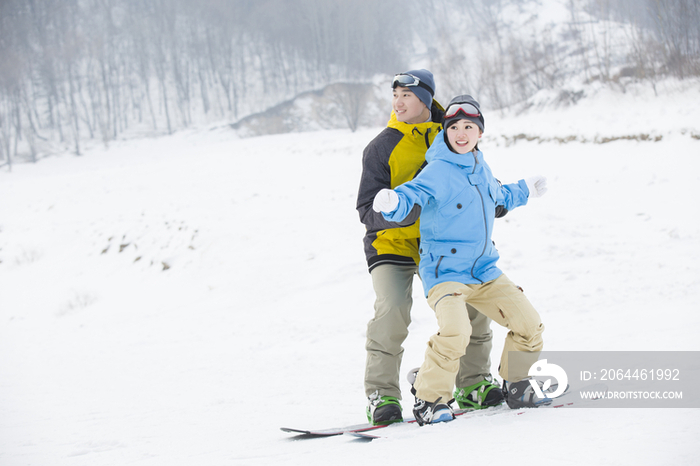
[443,95,485,132]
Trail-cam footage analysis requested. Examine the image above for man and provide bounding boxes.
[356,70,504,426]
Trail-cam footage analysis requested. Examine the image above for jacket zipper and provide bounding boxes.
[435,255,443,278]
[470,152,487,284]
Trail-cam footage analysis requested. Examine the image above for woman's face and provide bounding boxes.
[445,119,482,154]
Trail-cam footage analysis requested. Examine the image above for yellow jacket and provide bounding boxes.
[356,102,444,271]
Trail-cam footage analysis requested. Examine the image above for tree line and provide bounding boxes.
[1,0,698,167]
[0,0,403,166]
[423,0,700,110]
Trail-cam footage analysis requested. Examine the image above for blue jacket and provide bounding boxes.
[382,133,530,295]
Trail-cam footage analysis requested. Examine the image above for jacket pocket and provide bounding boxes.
[420,242,480,279]
[487,179,502,205]
[438,187,476,221]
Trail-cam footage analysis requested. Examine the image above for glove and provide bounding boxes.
[372,189,399,213]
[525,176,548,198]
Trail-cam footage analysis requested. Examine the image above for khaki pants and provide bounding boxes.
[365,264,493,399]
[413,274,544,404]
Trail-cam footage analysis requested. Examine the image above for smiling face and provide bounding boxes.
[392,86,430,124]
[445,118,482,154]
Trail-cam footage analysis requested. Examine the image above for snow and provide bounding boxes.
[1,80,699,465]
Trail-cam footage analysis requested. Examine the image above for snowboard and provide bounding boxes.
[281,404,510,438]
[281,383,607,440]
[346,388,605,440]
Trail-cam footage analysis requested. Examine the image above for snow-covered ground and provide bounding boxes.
[1,80,699,465]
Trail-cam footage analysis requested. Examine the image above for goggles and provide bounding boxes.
[445,102,481,119]
[391,73,434,96]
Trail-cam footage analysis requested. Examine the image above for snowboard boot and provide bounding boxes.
[406,368,455,426]
[413,397,455,426]
[503,378,553,409]
[453,375,505,410]
[366,391,403,426]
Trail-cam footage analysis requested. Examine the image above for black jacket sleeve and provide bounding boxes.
[356,129,413,231]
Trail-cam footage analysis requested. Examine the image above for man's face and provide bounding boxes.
[392,87,428,124]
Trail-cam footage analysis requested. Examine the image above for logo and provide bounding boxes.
[528,359,568,399]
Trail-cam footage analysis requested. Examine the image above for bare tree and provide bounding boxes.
[325,83,371,133]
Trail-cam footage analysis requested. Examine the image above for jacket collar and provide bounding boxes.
[387,112,440,137]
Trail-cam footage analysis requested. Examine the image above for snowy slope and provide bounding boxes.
[1,80,699,465]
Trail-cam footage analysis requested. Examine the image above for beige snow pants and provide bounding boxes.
[365,264,493,400]
[413,274,544,404]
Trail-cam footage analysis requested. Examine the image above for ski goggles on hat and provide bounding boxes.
[445,102,481,119]
[392,73,434,95]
